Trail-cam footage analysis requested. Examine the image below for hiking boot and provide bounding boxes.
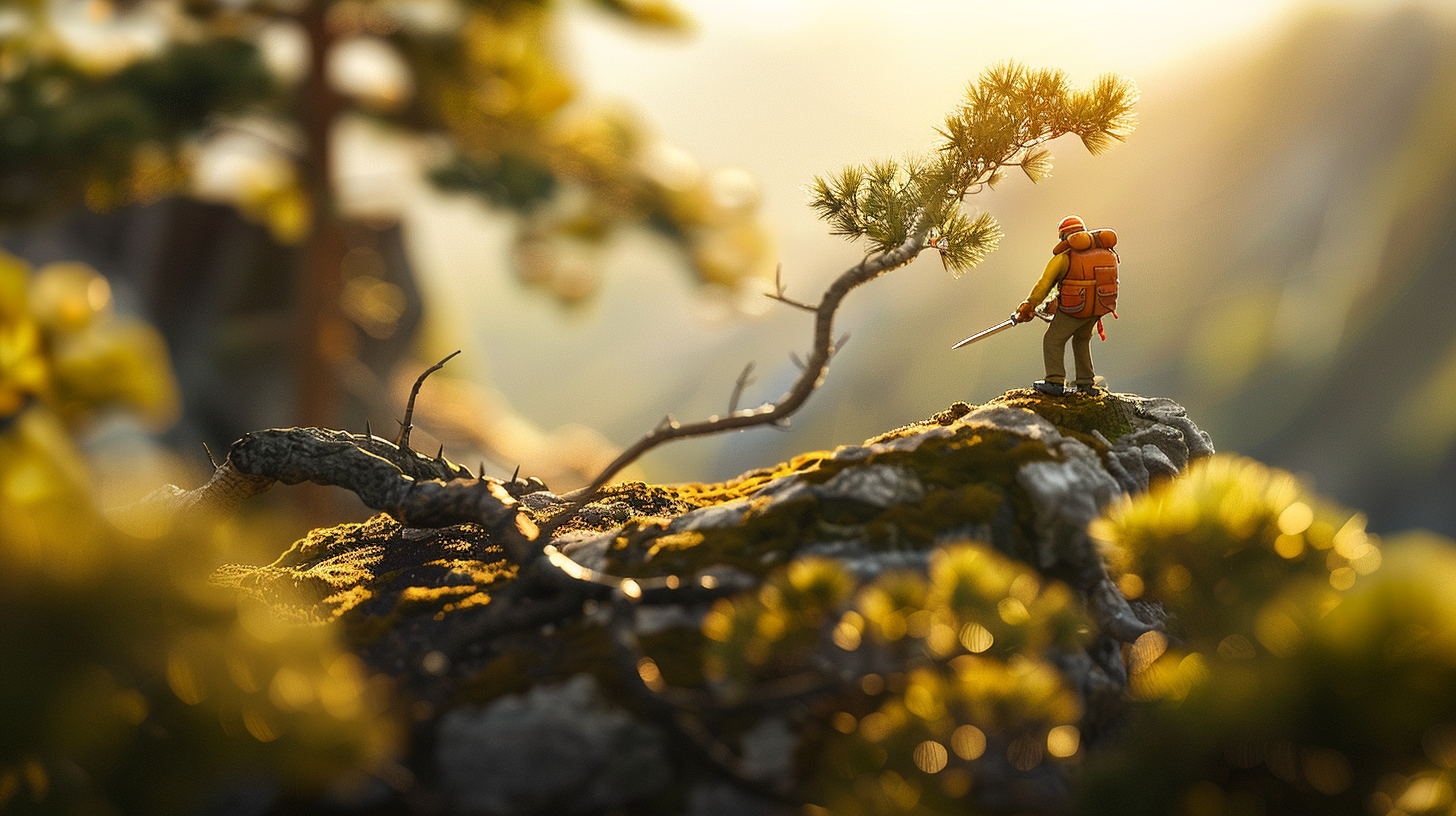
[1075,382,1099,397]
[1032,380,1066,396]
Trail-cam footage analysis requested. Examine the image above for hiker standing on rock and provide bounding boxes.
[1013,214,1120,397]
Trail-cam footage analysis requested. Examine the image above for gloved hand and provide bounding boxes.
[1015,300,1036,323]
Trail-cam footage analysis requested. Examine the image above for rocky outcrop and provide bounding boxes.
[214,389,1213,815]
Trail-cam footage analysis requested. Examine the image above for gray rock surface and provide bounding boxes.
[437,675,671,815]
[668,499,752,532]
[815,463,927,508]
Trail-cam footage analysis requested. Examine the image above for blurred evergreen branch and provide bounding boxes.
[0,0,772,428]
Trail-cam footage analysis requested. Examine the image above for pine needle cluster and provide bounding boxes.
[808,62,1138,276]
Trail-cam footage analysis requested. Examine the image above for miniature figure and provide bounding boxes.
[1013,214,1119,396]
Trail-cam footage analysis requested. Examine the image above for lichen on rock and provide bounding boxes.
[591,390,1212,596]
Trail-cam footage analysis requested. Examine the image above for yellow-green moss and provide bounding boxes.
[869,391,1136,449]
[990,389,1136,442]
[670,450,837,505]
[604,425,1057,579]
[543,481,708,536]
[215,514,517,643]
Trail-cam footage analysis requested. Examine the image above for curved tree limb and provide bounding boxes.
[162,426,539,565]
[567,219,932,504]
[159,217,934,613]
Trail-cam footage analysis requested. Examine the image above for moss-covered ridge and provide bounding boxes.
[555,389,1212,589]
[213,390,1209,666]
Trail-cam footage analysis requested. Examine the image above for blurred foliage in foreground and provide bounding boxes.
[0,253,397,813]
[0,250,175,430]
[1084,457,1456,816]
[692,547,1088,815]
[654,456,1456,815]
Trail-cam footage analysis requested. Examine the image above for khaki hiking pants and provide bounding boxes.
[1043,311,1098,387]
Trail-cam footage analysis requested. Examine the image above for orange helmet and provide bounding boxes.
[1057,215,1085,237]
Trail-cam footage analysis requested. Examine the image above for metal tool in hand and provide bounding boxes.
[951,306,1054,350]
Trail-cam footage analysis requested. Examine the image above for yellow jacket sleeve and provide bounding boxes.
[1025,253,1069,305]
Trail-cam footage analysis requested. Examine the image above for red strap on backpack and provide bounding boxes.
[1096,310,1119,341]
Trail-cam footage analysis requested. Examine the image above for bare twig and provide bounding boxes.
[396,350,461,449]
[765,263,816,313]
[728,362,755,414]
[202,442,218,469]
[765,293,818,313]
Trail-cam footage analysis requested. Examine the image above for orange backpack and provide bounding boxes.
[1054,229,1118,320]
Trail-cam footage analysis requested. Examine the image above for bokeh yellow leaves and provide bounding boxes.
[1081,459,1456,815]
[0,251,178,431]
[703,545,1087,815]
[1094,455,1379,654]
[0,257,398,811]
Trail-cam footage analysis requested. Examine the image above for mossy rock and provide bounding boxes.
[577,391,1209,586]
[205,391,1213,816]
[214,390,1208,683]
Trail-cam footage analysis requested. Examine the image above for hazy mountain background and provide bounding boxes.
[426,5,1456,537]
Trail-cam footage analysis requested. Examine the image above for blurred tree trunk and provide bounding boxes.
[297,3,349,431]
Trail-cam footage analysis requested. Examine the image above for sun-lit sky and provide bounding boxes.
[567,0,1430,92]
[552,0,1436,240]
